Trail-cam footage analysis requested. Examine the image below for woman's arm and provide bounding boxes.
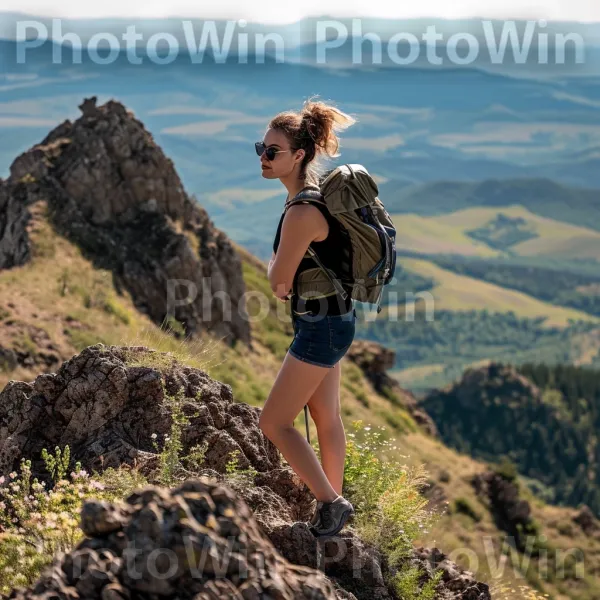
[268,204,328,301]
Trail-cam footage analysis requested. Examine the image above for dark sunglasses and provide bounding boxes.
[255,141,292,161]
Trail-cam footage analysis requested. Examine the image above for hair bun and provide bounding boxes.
[299,97,355,155]
[267,96,356,183]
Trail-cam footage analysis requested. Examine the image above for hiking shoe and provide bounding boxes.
[309,501,324,528]
[309,495,354,538]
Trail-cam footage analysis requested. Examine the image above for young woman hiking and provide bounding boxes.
[257,97,357,537]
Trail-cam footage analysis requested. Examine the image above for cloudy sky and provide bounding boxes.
[1,0,599,23]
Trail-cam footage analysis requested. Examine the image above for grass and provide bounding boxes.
[390,364,447,389]
[1,213,598,599]
[391,205,600,262]
[396,257,599,328]
[391,213,501,258]
[343,422,438,562]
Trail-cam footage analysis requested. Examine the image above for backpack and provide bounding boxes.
[285,163,397,315]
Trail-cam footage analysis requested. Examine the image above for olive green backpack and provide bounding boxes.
[285,163,397,314]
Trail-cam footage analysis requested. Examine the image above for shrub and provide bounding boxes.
[0,454,146,594]
[152,385,207,486]
[224,449,258,491]
[493,456,519,482]
[343,421,439,563]
[393,566,442,600]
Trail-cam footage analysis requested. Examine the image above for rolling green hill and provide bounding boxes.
[384,178,600,231]
[390,257,599,328]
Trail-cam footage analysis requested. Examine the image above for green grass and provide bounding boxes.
[396,257,598,328]
[391,205,600,262]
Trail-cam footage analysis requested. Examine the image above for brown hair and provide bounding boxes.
[268,96,356,183]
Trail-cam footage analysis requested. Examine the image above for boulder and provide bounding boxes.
[346,340,438,436]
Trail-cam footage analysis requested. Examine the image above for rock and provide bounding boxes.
[346,340,438,437]
[0,99,250,346]
[7,478,338,600]
[423,478,449,513]
[472,470,533,552]
[0,344,280,479]
[1,345,493,599]
[400,547,491,600]
[80,501,131,537]
[0,319,62,371]
[0,181,32,269]
[573,505,600,536]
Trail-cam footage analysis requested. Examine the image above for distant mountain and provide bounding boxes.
[2,36,600,191]
[383,178,600,230]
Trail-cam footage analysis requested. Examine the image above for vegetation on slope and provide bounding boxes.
[422,362,600,518]
[0,217,593,599]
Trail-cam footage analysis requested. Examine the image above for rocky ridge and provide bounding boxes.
[0,97,249,346]
[1,344,492,599]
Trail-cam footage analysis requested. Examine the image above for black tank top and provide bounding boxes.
[273,199,353,316]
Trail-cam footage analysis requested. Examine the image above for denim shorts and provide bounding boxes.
[287,307,357,368]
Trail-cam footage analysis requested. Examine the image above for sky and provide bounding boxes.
[1,0,599,24]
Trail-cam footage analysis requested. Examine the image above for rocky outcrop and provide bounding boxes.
[1,345,492,599]
[0,316,62,371]
[6,477,492,600]
[407,548,492,600]
[0,180,31,269]
[0,344,279,479]
[346,340,438,436]
[472,470,533,553]
[573,505,600,537]
[0,97,250,346]
[6,478,338,600]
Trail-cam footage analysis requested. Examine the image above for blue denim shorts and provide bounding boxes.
[287,307,357,368]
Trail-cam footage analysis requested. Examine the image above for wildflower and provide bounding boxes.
[9,472,17,480]
[151,433,158,439]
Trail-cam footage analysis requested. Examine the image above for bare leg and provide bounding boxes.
[259,352,339,502]
[307,361,346,495]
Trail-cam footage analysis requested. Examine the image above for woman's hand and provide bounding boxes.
[273,285,291,302]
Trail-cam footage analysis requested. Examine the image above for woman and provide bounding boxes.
[257,97,357,538]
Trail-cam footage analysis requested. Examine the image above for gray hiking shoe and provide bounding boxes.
[309,495,354,538]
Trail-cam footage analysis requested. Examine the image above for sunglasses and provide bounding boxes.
[255,141,292,161]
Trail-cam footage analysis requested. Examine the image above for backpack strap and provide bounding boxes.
[284,194,350,302]
[285,188,325,211]
[306,246,349,301]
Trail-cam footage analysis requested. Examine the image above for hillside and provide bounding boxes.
[383,179,600,231]
[393,257,598,327]
[0,97,599,599]
[391,206,600,261]
[422,363,600,517]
